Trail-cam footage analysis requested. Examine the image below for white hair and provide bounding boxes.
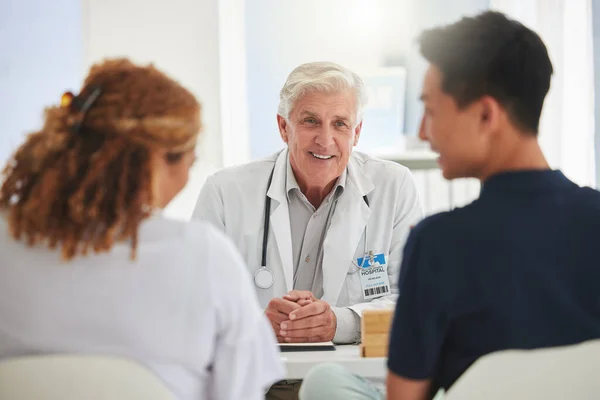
[277,61,368,122]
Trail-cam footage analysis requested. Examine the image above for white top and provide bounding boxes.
[0,215,284,400]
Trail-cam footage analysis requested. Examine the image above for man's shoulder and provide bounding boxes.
[207,152,279,186]
[570,186,600,209]
[560,187,600,230]
[411,201,480,241]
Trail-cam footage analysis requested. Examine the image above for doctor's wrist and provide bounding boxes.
[331,307,361,344]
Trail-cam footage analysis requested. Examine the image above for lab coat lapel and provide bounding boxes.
[266,149,294,292]
[321,156,374,305]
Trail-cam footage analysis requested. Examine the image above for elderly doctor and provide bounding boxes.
[193,62,422,345]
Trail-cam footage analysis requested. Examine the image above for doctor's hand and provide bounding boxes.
[283,290,316,303]
[279,299,337,343]
[265,297,304,343]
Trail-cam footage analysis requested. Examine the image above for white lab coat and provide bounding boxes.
[0,215,284,400]
[193,149,423,317]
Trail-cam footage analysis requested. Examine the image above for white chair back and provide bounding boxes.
[0,354,176,400]
[445,339,600,400]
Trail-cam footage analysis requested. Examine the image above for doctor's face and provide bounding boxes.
[277,90,362,190]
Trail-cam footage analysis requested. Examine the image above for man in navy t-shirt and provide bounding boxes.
[388,168,600,398]
[386,10,600,400]
[299,10,600,400]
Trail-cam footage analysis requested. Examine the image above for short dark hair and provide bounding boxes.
[418,11,553,135]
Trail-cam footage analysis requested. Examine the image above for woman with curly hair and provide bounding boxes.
[0,58,283,399]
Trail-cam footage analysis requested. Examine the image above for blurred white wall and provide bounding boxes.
[0,0,83,164]
[0,0,226,221]
[83,0,224,220]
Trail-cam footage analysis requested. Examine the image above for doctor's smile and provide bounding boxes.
[308,152,335,160]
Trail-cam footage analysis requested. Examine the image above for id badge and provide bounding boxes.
[357,253,391,300]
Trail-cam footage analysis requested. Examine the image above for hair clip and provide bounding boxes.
[60,91,74,108]
[77,86,102,114]
[68,86,103,134]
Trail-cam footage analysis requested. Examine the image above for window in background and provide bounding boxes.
[355,67,408,155]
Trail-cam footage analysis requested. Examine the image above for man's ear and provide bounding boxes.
[277,114,289,143]
[478,96,502,137]
[353,121,363,146]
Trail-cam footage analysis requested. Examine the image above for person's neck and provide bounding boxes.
[300,181,337,208]
[291,167,337,208]
[478,132,550,182]
[289,155,339,208]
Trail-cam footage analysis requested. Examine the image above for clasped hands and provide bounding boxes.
[265,290,337,343]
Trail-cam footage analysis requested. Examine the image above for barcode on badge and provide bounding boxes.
[364,285,389,298]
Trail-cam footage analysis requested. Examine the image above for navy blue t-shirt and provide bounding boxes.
[387,170,600,396]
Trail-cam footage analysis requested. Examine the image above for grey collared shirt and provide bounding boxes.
[286,160,360,343]
[286,161,345,296]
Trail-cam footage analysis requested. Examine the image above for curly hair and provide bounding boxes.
[0,59,201,260]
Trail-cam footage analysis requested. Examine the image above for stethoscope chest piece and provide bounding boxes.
[254,267,274,289]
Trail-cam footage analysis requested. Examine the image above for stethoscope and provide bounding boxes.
[254,166,372,289]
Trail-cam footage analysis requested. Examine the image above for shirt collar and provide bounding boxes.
[480,169,577,198]
[285,155,347,202]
